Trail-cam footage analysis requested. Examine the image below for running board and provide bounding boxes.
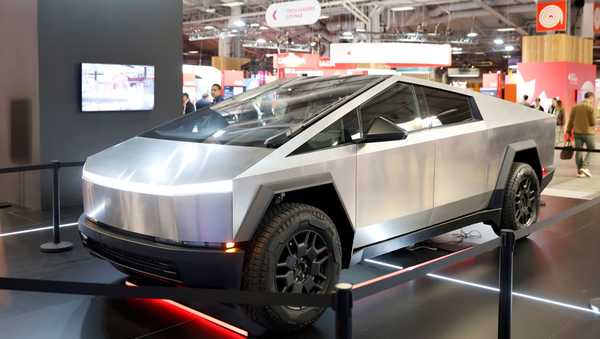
[351,208,501,264]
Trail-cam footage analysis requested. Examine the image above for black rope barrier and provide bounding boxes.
[0,277,333,308]
[555,146,600,153]
[0,160,85,253]
[1,162,600,339]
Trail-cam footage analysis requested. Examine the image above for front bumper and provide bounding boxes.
[78,215,244,289]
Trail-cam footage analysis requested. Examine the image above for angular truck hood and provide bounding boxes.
[83,136,273,195]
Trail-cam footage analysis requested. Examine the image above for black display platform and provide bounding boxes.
[0,196,599,338]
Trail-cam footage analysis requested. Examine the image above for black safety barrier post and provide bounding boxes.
[40,161,73,253]
[498,229,516,339]
[334,282,353,339]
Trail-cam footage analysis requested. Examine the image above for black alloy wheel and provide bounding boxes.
[500,162,540,232]
[242,202,342,333]
[275,229,331,299]
[513,174,537,227]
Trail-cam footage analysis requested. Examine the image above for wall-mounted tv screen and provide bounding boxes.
[81,63,155,112]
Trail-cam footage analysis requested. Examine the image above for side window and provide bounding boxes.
[419,86,475,126]
[360,82,422,133]
[292,111,360,155]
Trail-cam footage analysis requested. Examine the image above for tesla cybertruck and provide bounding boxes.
[79,75,555,332]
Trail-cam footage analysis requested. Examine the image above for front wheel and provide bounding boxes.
[499,162,541,232]
[242,202,342,333]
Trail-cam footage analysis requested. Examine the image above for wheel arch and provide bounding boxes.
[488,140,542,212]
[236,178,355,269]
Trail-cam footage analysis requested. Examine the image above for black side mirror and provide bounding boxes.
[353,116,408,144]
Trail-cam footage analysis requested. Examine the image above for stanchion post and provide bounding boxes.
[334,282,353,339]
[40,161,73,253]
[498,229,516,339]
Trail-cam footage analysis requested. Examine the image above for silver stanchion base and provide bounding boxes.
[40,241,73,253]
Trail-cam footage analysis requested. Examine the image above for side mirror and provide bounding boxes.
[353,116,408,144]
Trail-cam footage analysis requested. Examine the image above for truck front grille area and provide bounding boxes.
[84,237,180,282]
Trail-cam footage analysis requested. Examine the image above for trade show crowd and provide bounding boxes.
[182,83,225,114]
[521,93,597,178]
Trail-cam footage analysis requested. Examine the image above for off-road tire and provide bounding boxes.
[500,162,540,232]
[242,202,342,333]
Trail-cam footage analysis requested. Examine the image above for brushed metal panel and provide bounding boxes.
[430,121,492,224]
[84,136,272,186]
[83,180,233,243]
[233,144,357,242]
[355,131,435,241]
[82,136,271,243]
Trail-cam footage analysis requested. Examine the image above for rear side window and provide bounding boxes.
[418,86,475,126]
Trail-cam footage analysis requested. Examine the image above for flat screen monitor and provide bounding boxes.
[81,63,155,112]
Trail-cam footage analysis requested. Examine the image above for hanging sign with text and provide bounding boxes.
[266,0,321,28]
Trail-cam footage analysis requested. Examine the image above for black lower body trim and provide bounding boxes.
[78,215,244,289]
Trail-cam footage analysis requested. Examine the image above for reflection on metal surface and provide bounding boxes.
[0,222,78,238]
[365,258,600,315]
[83,169,233,196]
[125,281,248,337]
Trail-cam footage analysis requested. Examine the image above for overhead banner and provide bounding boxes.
[266,0,321,28]
[274,53,320,69]
[330,43,452,66]
[536,1,567,32]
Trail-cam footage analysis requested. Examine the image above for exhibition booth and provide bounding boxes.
[3,0,600,338]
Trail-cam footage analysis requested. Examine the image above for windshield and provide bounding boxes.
[143,75,385,148]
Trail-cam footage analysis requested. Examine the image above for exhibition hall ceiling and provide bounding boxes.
[179,0,592,68]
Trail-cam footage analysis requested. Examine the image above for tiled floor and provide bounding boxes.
[546,136,600,200]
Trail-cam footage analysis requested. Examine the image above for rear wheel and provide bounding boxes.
[242,202,342,333]
[499,162,540,232]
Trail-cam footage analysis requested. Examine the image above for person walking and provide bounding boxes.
[554,99,565,145]
[566,92,596,178]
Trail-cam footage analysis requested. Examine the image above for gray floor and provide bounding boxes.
[0,195,599,339]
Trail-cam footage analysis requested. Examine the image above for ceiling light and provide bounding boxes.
[249,23,260,28]
[233,20,245,27]
[451,47,462,51]
[342,31,353,36]
[204,25,215,30]
[497,27,516,32]
[319,15,329,19]
[475,51,486,55]
[187,50,199,54]
[230,29,238,33]
[221,1,244,7]
[356,27,366,32]
[205,8,216,13]
[391,6,415,11]
[259,26,269,30]
[256,38,266,44]
[467,32,478,38]
[494,38,504,45]
[505,45,515,51]
[503,55,511,59]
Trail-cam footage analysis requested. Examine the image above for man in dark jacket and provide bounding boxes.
[182,93,195,114]
[211,84,224,104]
